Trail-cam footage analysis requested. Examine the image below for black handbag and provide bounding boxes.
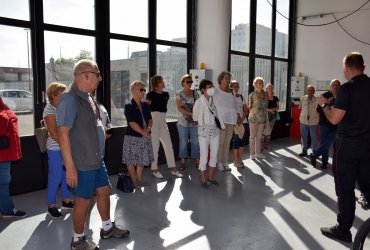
[0,136,10,149]
[116,172,134,193]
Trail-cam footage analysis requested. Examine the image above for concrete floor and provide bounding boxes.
[0,138,368,250]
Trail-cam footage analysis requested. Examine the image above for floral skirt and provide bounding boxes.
[122,135,153,166]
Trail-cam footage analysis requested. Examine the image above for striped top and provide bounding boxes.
[42,103,60,151]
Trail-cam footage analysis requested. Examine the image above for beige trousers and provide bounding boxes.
[217,124,235,164]
[150,112,176,170]
[249,123,265,155]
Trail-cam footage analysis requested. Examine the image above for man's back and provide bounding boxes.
[334,74,370,138]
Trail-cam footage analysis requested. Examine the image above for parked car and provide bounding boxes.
[0,89,33,112]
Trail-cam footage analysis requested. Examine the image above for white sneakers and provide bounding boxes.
[153,170,183,179]
[250,154,266,160]
[152,171,164,179]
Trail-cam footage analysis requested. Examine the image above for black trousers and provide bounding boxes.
[333,136,370,231]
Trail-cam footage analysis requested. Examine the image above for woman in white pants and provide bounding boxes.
[145,75,183,179]
[193,79,225,187]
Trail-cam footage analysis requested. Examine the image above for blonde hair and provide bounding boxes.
[265,83,274,91]
[229,80,239,88]
[252,77,264,88]
[46,82,67,101]
[130,80,145,94]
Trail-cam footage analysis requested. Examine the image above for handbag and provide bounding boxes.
[0,135,10,149]
[116,172,134,193]
[35,120,48,153]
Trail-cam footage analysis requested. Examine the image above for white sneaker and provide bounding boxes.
[256,153,266,159]
[152,171,164,179]
[171,171,183,178]
[250,154,256,160]
[218,163,225,171]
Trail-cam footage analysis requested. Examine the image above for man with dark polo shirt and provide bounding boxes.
[58,59,129,250]
[319,52,370,243]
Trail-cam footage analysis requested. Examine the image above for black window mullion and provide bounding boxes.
[249,0,257,94]
[148,0,157,79]
[271,0,277,84]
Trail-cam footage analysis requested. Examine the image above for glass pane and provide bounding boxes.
[156,45,187,119]
[256,0,272,56]
[43,0,94,30]
[0,25,34,136]
[230,54,249,96]
[157,0,186,42]
[275,0,289,58]
[255,58,271,84]
[110,40,148,127]
[110,0,148,37]
[274,61,287,110]
[231,0,250,52]
[0,0,29,20]
[44,31,95,89]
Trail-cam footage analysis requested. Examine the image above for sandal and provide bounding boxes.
[179,162,185,171]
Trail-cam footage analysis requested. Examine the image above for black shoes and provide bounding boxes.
[298,151,307,157]
[320,225,352,243]
[310,154,317,167]
[48,206,63,218]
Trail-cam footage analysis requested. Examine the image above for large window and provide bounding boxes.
[0,25,34,136]
[230,0,291,111]
[0,1,192,134]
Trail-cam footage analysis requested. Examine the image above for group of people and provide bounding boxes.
[122,71,280,187]
[5,52,368,248]
[297,79,341,170]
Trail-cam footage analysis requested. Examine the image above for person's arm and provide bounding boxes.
[175,98,192,116]
[58,126,78,188]
[128,121,151,139]
[322,106,346,125]
[44,115,58,142]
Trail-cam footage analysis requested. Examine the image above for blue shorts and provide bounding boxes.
[74,159,110,199]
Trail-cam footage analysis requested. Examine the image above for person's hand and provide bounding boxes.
[105,132,112,140]
[66,166,78,188]
[142,130,151,140]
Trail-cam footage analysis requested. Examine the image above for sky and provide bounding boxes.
[0,0,288,68]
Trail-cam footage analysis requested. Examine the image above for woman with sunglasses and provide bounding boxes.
[145,75,183,179]
[248,77,268,160]
[175,74,200,170]
[122,80,153,188]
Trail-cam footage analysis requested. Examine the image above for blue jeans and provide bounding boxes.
[300,124,318,153]
[0,161,14,215]
[47,150,72,205]
[313,124,336,165]
[177,125,200,159]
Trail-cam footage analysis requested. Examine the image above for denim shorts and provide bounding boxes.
[74,159,110,199]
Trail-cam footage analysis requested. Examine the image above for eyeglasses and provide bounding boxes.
[137,88,146,92]
[82,71,101,77]
[185,80,193,84]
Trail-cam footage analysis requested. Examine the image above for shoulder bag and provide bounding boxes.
[117,171,134,193]
[35,120,48,153]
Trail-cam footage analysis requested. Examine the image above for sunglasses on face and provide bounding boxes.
[184,80,193,84]
[137,88,146,92]
[82,71,101,77]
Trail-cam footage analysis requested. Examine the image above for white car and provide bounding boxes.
[0,89,33,112]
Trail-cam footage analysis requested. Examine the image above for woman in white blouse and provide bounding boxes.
[193,79,225,187]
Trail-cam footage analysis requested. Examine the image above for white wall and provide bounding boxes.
[295,0,370,86]
[196,0,231,84]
